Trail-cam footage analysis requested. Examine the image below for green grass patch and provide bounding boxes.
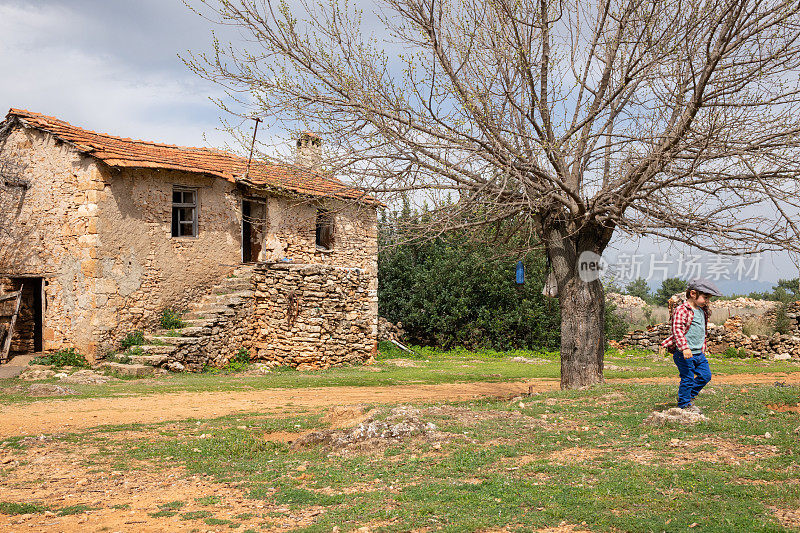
[194,495,223,506]
[92,379,800,532]
[57,504,97,516]
[181,510,213,520]
[2,345,798,406]
[0,501,48,515]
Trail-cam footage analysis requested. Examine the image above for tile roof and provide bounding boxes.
[4,108,378,205]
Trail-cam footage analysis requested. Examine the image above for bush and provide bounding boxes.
[160,308,186,330]
[120,330,145,349]
[774,303,791,335]
[604,301,631,342]
[31,348,89,368]
[378,230,560,351]
[721,346,750,359]
[224,348,251,372]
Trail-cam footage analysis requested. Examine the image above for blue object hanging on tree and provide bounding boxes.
[516,260,525,284]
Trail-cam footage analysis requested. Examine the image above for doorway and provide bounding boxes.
[242,198,267,263]
[0,277,43,360]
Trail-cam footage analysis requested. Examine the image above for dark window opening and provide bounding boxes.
[171,187,198,237]
[315,208,334,251]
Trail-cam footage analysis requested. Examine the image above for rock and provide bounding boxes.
[59,369,111,385]
[294,405,438,450]
[167,361,185,373]
[97,362,161,377]
[643,407,708,426]
[773,353,792,361]
[18,369,56,381]
[26,384,77,396]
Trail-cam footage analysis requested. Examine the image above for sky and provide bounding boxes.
[1,0,797,292]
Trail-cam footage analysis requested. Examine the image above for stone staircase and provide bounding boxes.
[126,264,256,371]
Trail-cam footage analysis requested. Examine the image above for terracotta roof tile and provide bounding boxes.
[5,108,378,205]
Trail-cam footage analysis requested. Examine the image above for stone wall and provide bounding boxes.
[250,263,378,369]
[96,167,243,345]
[0,126,104,358]
[617,301,800,360]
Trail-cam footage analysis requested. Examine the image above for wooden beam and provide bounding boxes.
[0,284,23,363]
[0,291,22,303]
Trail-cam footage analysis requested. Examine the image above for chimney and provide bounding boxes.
[296,132,322,168]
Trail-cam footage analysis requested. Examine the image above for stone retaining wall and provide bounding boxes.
[250,263,378,369]
[617,302,800,360]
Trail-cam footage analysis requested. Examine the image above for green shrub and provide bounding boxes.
[378,208,560,351]
[120,330,145,349]
[604,301,630,342]
[224,348,251,372]
[774,303,791,335]
[30,348,89,368]
[160,308,186,330]
[721,346,750,359]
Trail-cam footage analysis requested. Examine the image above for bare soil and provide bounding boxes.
[2,372,799,437]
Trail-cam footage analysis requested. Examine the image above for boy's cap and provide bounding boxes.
[688,278,723,297]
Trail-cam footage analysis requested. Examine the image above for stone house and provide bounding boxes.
[0,109,379,367]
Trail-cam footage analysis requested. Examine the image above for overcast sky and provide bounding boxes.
[1,0,797,290]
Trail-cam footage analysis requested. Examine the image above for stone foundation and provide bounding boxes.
[251,263,378,368]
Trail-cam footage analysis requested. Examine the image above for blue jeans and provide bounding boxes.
[672,350,712,407]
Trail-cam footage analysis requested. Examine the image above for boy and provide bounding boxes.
[660,279,723,413]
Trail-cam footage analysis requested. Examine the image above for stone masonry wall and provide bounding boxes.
[0,126,104,358]
[617,301,800,360]
[250,263,378,369]
[95,167,243,347]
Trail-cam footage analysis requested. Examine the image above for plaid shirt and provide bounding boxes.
[661,301,709,353]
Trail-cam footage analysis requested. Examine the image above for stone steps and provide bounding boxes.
[107,265,256,372]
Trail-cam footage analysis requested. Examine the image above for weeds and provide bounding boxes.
[120,330,145,349]
[721,346,750,359]
[742,316,775,337]
[30,348,89,368]
[160,308,186,330]
[224,348,251,372]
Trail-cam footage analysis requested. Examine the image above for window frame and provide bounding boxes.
[171,186,199,238]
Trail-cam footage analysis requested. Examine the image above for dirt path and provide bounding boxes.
[2,371,799,438]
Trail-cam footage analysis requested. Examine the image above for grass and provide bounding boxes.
[1,343,798,405]
[3,344,800,531]
[48,379,796,532]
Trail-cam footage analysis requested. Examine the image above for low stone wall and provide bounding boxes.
[617,302,800,360]
[250,263,378,369]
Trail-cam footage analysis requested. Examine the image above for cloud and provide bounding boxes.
[0,1,232,147]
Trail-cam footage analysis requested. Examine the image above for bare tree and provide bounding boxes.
[186,0,800,388]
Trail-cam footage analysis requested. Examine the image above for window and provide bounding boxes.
[315,208,334,250]
[171,187,197,237]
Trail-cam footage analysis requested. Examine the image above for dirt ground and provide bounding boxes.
[3,372,800,438]
[2,372,800,532]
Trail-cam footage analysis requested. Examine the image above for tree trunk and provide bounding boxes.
[544,222,608,389]
[558,273,605,389]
